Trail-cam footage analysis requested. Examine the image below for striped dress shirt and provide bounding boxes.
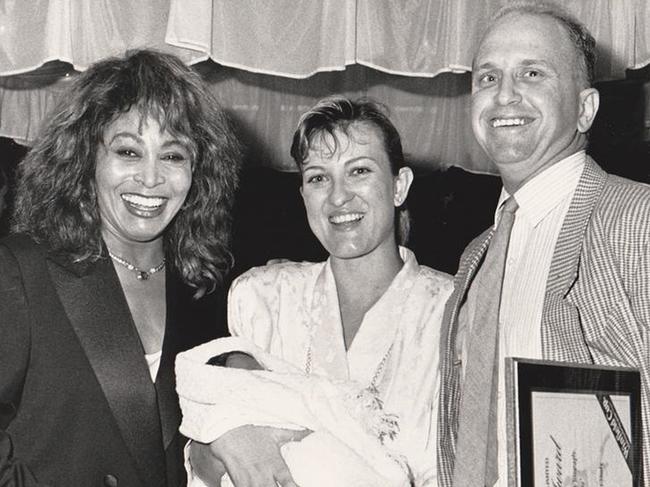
[496,151,586,485]
[459,151,586,486]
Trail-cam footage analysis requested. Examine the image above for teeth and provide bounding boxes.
[492,118,527,128]
[330,213,363,224]
[122,194,165,208]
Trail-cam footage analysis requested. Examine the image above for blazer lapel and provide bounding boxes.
[438,228,493,483]
[156,272,186,451]
[441,228,494,374]
[157,274,229,451]
[541,157,607,362]
[47,255,166,487]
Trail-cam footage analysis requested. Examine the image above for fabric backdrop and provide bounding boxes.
[0,0,647,174]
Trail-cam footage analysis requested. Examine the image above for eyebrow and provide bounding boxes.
[161,139,190,151]
[107,132,140,144]
[345,156,377,165]
[475,59,556,71]
[107,132,188,150]
[302,155,378,170]
[301,164,325,175]
[520,59,556,70]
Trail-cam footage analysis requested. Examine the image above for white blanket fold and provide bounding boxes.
[176,337,412,487]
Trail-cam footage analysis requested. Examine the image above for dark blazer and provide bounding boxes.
[0,234,227,487]
[437,157,650,486]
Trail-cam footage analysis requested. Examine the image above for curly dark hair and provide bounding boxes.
[290,95,411,245]
[12,49,242,296]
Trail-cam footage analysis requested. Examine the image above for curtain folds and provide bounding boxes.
[0,0,198,74]
[163,0,648,80]
[634,0,650,70]
[0,0,648,173]
[355,0,486,77]
[166,0,357,78]
[195,64,486,173]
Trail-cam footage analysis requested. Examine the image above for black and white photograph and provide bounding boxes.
[0,1,649,486]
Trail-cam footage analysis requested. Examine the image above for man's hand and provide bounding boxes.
[190,425,311,487]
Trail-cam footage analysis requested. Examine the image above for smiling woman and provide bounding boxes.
[298,122,411,265]
[96,109,193,259]
[0,49,242,486]
[182,97,453,487]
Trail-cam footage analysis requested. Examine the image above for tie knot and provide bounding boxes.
[502,196,518,215]
[495,196,518,235]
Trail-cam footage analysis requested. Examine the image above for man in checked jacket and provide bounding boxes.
[437,2,650,486]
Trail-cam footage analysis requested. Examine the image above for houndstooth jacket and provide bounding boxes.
[437,157,650,486]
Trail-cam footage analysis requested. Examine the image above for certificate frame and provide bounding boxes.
[505,358,641,487]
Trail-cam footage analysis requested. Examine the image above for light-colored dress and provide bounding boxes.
[177,247,452,486]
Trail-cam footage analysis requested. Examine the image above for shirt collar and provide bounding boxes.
[495,151,586,227]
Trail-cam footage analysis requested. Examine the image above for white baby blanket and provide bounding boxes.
[176,337,412,487]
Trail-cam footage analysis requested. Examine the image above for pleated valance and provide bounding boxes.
[0,0,648,174]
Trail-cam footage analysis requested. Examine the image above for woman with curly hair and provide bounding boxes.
[0,49,241,487]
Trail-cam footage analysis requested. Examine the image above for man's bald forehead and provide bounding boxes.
[475,4,596,88]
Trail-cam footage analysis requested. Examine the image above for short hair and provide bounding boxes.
[290,95,411,245]
[487,2,596,87]
[12,49,242,297]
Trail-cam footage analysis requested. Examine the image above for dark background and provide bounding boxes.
[0,73,648,284]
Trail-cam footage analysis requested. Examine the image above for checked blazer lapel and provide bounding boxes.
[541,157,607,363]
[47,254,167,487]
[438,226,494,486]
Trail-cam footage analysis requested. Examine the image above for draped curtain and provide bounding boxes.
[0,0,648,174]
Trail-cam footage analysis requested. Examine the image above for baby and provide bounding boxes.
[176,338,412,487]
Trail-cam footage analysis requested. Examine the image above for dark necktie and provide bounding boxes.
[452,196,518,487]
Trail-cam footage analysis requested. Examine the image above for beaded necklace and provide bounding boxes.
[304,339,394,394]
[108,251,165,281]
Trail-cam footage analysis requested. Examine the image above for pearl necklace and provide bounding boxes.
[108,251,165,281]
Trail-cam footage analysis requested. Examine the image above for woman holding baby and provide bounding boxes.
[184,96,452,487]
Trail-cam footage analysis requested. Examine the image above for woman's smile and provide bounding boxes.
[329,212,364,225]
[121,193,168,218]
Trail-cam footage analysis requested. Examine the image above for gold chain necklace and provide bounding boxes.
[108,251,165,281]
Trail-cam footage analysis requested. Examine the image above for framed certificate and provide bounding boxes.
[505,358,641,487]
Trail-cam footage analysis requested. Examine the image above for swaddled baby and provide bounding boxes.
[176,337,412,487]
